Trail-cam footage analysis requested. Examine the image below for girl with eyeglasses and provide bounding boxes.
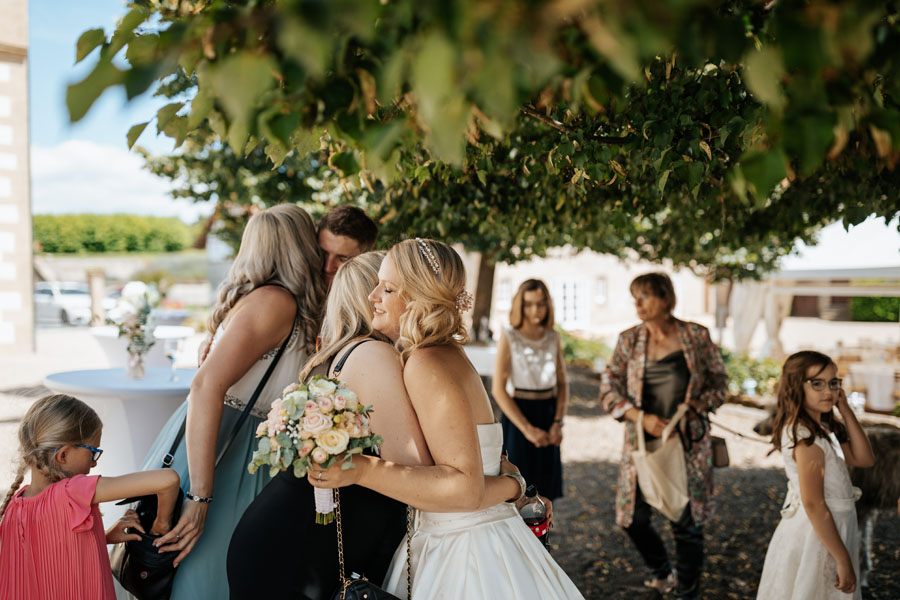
[757,351,875,600]
[0,394,180,599]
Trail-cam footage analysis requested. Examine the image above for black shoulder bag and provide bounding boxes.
[110,333,291,600]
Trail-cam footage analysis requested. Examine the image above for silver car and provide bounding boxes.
[34,281,94,325]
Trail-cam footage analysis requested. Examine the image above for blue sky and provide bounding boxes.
[28,0,210,222]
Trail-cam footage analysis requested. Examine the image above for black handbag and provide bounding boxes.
[329,488,412,600]
[109,489,184,599]
[110,333,290,600]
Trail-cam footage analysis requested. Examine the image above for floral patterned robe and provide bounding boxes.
[599,319,728,527]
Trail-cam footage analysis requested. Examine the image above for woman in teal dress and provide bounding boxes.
[139,204,325,599]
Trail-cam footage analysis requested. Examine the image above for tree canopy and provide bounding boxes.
[69,0,900,281]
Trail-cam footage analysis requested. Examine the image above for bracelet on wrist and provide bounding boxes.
[500,471,526,503]
[552,418,563,424]
[185,491,213,504]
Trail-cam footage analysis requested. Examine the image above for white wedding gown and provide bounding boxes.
[756,427,862,600]
[383,423,585,599]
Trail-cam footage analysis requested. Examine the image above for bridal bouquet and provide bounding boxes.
[248,376,381,524]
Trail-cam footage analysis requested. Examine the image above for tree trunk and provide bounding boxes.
[471,254,496,343]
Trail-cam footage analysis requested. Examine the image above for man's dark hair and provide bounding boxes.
[317,205,378,252]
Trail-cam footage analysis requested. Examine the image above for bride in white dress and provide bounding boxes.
[310,239,583,599]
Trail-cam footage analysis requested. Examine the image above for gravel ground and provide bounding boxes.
[551,395,900,600]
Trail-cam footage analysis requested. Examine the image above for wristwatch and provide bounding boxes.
[500,470,526,503]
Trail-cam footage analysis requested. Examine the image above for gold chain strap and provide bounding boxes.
[406,505,413,599]
[334,489,350,599]
[333,488,413,600]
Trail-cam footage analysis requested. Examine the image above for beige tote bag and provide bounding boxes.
[633,403,690,522]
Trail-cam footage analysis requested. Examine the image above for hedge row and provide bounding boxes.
[849,296,900,322]
[33,215,196,253]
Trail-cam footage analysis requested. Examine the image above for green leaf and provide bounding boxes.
[783,112,835,175]
[156,102,185,132]
[187,90,214,130]
[378,50,407,105]
[126,122,149,150]
[412,33,466,165]
[66,59,125,123]
[264,143,290,168]
[75,29,106,64]
[276,17,331,79]
[657,169,671,195]
[291,127,323,158]
[743,48,786,113]
[738,149,788,201]
[207,54,277,153]
[331,151,360,177]
[107,7,149,57]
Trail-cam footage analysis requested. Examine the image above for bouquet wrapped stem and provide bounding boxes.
[248,375,381,525]
[314,489,336,525]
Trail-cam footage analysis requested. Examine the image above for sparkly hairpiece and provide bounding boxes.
[456,289,474,314]
[415,238,441,277]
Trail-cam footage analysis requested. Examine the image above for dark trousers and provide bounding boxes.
[623,486,703,599]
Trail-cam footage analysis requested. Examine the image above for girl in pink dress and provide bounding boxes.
[0,394,181,599]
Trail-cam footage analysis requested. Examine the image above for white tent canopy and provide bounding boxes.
[730,216,900,357]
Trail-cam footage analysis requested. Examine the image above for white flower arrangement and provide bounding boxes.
[107,281,160,362]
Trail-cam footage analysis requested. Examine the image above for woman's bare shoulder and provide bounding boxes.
[232,285,296,315]
[225,286,296,334]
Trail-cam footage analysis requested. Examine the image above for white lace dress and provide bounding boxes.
[383,423,584,599]
[756,426,862,600]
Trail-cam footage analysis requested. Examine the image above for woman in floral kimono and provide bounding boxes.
[599,272,727,600]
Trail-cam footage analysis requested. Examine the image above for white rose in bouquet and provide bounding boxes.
[308,378,337,397]
[315,429,350,455]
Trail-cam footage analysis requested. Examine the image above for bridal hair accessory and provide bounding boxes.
[415,238,441,276]
[456,289,474,314]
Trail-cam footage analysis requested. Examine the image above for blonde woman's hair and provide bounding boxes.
[0,394,103,521]
[301,251,391,379]
[206,204,326,354]
[509,278,555,330]
[388,239,470,364]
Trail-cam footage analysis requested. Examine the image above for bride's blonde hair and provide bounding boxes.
[389,239,469,364]
[300,251,390,379]
[206,204,325,354]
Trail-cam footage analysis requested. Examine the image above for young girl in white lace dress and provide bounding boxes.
[757,351,875,600]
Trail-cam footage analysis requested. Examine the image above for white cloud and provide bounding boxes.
[30,140,213,223]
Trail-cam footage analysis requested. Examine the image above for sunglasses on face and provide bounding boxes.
[75,443,103,461]
[804,378,842,392]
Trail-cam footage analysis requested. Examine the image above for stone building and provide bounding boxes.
[0,0,33,354]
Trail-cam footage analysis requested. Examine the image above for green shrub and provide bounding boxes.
[556,326,612,370]
[33,214,196,254]
[849,297,900,322]
[721,350,782,396]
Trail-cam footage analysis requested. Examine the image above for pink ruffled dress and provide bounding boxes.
[0,474,116,599]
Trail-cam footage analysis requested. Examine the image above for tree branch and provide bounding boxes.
[520,105,629,145]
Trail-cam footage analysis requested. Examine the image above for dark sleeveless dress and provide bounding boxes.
[226,340,408,599]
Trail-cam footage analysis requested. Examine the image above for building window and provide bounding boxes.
[552,278,589,329]
[496,279,512,310]
[594,276,608,305]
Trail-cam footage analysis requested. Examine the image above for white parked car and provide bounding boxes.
[34,281,94,326]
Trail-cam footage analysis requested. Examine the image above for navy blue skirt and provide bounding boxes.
[500,396,563,500]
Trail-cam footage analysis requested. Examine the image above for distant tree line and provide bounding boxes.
[33,214,199,254]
